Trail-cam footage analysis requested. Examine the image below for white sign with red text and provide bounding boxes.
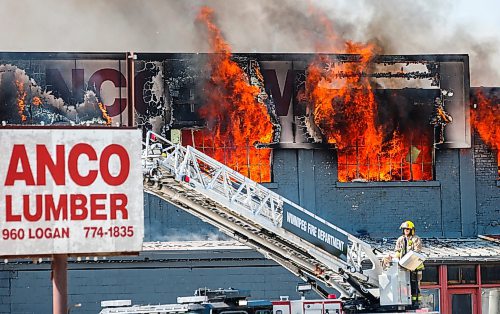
[0,128,144,256]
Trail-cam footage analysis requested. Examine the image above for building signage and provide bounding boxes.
[0,128,144,256]
[282,203,348,261]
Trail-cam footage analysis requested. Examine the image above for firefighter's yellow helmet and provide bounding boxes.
[400,221,415,235]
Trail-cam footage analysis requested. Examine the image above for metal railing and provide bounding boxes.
[182,130,272,183]
[143,132,284,225]
[142,131,383,299]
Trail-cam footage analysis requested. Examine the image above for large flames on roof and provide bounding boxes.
[472,91,499,176]
[183,7,274,182]
[305,14,433,182]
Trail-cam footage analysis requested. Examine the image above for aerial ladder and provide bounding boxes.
[141,131,419,313]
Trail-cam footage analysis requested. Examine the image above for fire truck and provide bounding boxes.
[99,286,433,314]
[99,287,342,314]
[136,131,436,313]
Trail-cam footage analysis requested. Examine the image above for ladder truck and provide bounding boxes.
[141,131,430,314]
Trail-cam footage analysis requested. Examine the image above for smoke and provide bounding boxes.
[0,0,498,85]
[351,0,500,87]
[147,227,229,242]
[0,64,109,125]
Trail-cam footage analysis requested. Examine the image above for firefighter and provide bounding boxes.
[395,220,424,309]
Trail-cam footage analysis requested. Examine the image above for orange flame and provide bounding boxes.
[306,17,433,182]
[472,91,499,176]
[187,7,274,182]
[32,96,42,106]
[98,102,112,125]
[437,107,451,123]
[15,80,27,122]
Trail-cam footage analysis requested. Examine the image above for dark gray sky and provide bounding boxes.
[0,0,498,86]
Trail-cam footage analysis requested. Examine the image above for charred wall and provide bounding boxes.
[0,52,471,146]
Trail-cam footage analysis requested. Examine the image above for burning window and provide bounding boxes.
[472,90,500,178]
[305,52,441,182]
[337,131,434,182]
[182,129,272,183]
[335,88,438,182]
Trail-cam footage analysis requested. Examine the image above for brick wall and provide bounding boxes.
[143,140,496,239]
[271,148,460,237]
[8,270,50,314]
[0,271,11,314]
[474,133,500,234]
[0,251,305,314]
[434,149,462,237]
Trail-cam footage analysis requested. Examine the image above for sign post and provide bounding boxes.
[127,52,136,127]
[0,127,144,314]
[52,254,67,314]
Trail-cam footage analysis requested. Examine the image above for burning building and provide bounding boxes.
[147,53,468,184]
[0,51,484,211]
[0,47,473,185]
[0,49,498,313]
[0,1,498,311]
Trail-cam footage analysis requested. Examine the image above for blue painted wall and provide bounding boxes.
[0,251,305,314]
[143,136,497,239]
[474,135,500,235]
